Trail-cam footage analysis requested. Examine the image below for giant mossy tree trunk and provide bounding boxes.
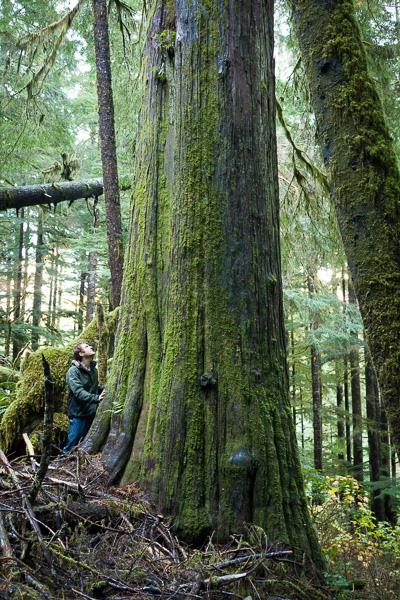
[83,0,321,562]
[292,0,400,459]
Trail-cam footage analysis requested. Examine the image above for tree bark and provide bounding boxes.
[92,0,124,309]
[291,326,296,426]
[5,257,11,357]
[365,346,385,521]
[12,209,24,361]
[51,249,59,330]
[292,0,400,461]
[342,276,352,464]
[349,284,363,482]
[86,200,99,324]
[84,0,321,562]
[32,209,45,351]
[46,249,54,329]
[335,364,344,461]
[21,214,30,317]
[379,398,396,523]
[78,270,87,334]
[307,271,322,471]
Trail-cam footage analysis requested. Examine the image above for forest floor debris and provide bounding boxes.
[0,450,331,600]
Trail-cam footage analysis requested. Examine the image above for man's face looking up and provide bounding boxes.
[79,343,95,360]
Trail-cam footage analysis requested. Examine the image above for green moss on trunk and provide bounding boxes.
[292,0,400,459]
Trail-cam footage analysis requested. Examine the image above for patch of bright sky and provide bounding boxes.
[56,0,80,11]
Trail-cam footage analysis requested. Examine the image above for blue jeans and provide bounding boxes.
[63,416,94,453]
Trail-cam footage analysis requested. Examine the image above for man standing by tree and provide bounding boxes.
[63,342,106,453]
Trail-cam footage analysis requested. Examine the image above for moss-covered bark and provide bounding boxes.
[83,0,322,564]
[0,307,119,453]
[292,0,400,460]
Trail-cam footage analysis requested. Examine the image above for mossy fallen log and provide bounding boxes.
[0,308,119,454]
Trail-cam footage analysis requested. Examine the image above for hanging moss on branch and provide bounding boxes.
[0,307,119,454]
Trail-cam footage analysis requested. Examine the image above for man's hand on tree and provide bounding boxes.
[99,389,106,402]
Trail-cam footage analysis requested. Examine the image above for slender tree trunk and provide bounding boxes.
[342,274,352,464]
[349,284,363,482]
[391,442,396,479]
[32,210,45,352]
[47,249,54,329]
[92,0,124,309]
[51,251,58,329]
[292,0,400,461]
[5,258,12,357]
[380,399,396,523]
[83,0,322,561]
[365,347,385,521]
[86,200,99,324]
[291,327,296,426]
[300,387,305,450]
[21,215,29,317]
[307,271,322,471]
[12,209,24,361]
[78,271,86,334]
[336,363,344,461]
[56,264,62,329]
[344,357,352,464]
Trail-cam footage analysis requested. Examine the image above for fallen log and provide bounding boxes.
[0,177,132,212]
[0,178,104,211]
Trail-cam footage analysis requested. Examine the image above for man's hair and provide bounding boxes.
[72,342,85,362]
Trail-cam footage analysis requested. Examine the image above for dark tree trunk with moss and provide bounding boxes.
[84,0,321,561]
[307,271,322,471]
[342,277,352,464]
[292,0,400,460]
[349,285,363,482]
[92,0,124,309]
[335,364,344,461]
[365,347,385,521]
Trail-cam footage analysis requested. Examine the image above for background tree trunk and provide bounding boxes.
[31,209,44,351]
[307,270,322,471]
[84,0,321,561]
[92,0,124,309]
[12,209,24,361]
[365,347,385,521]
[349,284,363,482]
[336,364,344,461]
[86,200,99,323]
[342,274,352,464]
[78,270,86,334]
[292,0,400,460]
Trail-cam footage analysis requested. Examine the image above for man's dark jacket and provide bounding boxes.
[66,360,104,419]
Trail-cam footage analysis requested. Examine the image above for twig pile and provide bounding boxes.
[0,450,331,600]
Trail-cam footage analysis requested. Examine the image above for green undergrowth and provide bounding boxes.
[305,469,400,599]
